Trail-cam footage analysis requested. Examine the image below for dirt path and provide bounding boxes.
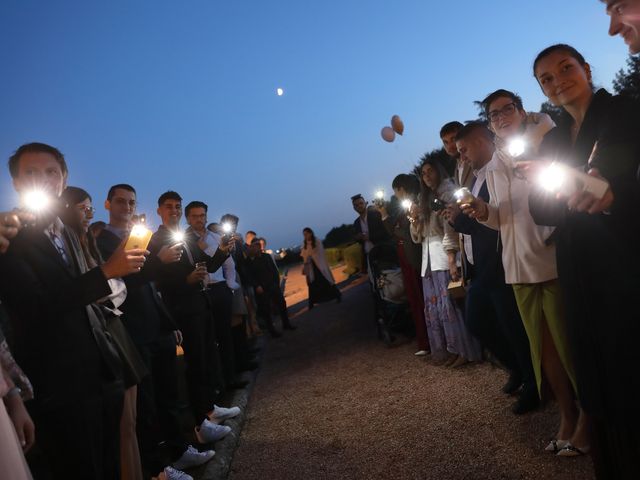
[229,281,595,480]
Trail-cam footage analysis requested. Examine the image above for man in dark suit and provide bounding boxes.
[0,143,147,479]
[246,238,295,337]
[148,191,235,445]
[351,194,392,274]
[445,123,537,414]
[97,184,216,474]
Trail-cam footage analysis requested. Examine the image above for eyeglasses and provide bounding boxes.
[78,206,95,215]
[487,102,517,123]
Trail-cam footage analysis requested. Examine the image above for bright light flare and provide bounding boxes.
[172,231,185,243]
[222,222,233,234]
[276,88,284,96]
[454,187,474,205]
[375,189,385,200]
[401,199,413,210]
[23,190,51,212]
[538,163,566,193]
[130,224,151,238]
[508,137,526,157]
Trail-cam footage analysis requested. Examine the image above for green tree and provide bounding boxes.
[323,223,356,248]
[613,54,640,101]
[412,148,454,178]
[540,101,571,128]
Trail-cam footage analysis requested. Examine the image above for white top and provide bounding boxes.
[300,240,336,285]
[359,213,374,254]
[199,230,240,290]
[463,164,489,265]
[479,112,557,284]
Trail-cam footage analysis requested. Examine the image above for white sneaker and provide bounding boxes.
[414,350,429,356]
[172,445,215,470]
[208,404,241,422]
[163,466,194,480]
[195,418,232,444]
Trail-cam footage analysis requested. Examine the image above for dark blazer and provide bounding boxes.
[147,225,228,318]
[97,228,177,345]
[246,253,280,292]
[0,224,122,413]
[353,207,392,248]
[452,180,504,286]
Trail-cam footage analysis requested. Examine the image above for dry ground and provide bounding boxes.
[230,277,595,480]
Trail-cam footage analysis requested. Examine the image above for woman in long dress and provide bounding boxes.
[409,157,482,367]
[300,228,341,309]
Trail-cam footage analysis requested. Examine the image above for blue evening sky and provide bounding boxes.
[0,0,628,249]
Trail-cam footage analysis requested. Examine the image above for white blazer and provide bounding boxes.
[480,113,558,284]
[410,179,459,276]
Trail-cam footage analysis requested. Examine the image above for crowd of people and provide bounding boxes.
[0,146,297,479]
[0,2,639,480]
[350,39,640,480]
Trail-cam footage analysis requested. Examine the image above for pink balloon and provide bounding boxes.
[381,126,395,143]
[391,115,404,135]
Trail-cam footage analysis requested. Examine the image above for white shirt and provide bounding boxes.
[359,213,374,254]
[198,230,240,289]
[463,164,489,265]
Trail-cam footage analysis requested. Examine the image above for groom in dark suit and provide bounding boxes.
[446,123,537,414]
[351,194,392,273]
[0,143,147,479]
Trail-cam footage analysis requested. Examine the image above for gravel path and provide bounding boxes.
[230,279,595,480]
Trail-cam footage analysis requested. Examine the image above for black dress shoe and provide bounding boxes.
[283,324,297,331]
[502,374,522,396]
[511,391,540,415]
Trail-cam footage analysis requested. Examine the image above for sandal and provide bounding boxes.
[544,439,569,453]
[557,443,591,457]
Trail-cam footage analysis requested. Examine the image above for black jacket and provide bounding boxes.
[147,225,228,318]
[529,89,640,420]
[0,225,122,413]
[97,228,177,345]
[246,253,280,293]
[353,208,392,248]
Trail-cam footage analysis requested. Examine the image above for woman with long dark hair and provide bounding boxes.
[409,156,481,367]
[529,44,640,476]
[301,227,341,309]
[60,186,147,480]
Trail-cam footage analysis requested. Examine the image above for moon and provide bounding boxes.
[276,88,284,96]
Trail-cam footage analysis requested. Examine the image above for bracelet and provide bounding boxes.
[5,386,21,398]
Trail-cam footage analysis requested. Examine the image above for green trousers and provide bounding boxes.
[512,280,577,397]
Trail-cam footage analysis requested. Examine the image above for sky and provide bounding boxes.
[0,0,630,249]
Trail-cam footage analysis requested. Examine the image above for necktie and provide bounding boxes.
[49,230,71,267]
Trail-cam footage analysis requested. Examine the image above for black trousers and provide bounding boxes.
[465,281,536,393]
[178,307,223,420]
[207,283,237,386]
[136,332,188,472]
[33,382,124,480]
[255,287,290,331]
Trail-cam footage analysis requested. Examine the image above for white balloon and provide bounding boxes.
[381,126,395,143]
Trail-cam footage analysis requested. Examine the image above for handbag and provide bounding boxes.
[447,279,466,300]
